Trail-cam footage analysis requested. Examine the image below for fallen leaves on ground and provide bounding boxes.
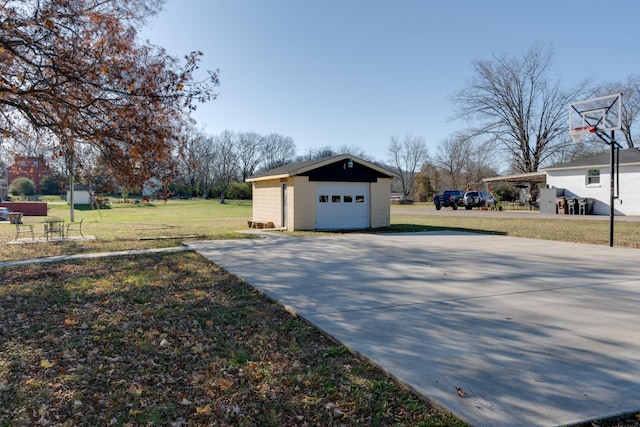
[455,386,468,398]
[0,251,465,426]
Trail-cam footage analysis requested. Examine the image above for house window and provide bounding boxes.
[355,195,364,203]
[331,195,341,203]
[319,195,329,203]
[587,169,600,185]
[344,195,353,203]
[33,161,38,167]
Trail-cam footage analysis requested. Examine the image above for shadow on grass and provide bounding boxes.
[309,224,507,236]
[66,204,105,211]
[70,202,159,211]
[384,224,507,235]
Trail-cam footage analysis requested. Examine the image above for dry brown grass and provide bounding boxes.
[0,252,464,426]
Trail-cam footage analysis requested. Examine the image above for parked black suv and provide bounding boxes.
[433,190,465,210]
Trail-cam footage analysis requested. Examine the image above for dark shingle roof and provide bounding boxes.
[543,148,640,170]
[248,157,332,180]
[247,154,396,181]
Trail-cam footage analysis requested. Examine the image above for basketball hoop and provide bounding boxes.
[569,125,597,143]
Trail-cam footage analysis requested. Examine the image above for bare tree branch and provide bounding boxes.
[597,75,640,148]
[387,134,428,198]
[453,44,590,173]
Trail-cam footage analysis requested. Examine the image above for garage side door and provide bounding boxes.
[316,183,369,229]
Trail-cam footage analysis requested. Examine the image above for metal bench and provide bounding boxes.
[44,216,64,240]
[65,218,84,238]
[15,223,34,240]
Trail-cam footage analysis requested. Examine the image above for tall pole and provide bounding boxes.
[608,131,615,247]
[69,168,75,222]
[68,140,75,223]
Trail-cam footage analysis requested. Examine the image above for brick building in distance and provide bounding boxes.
[6,155,52,194]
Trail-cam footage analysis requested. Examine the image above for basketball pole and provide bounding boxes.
[603,130,622,247]
[570,93,622,247]
[609,133,614,247]
[595,130,619,247]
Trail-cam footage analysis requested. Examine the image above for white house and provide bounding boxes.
[542,148,640,216]
[67,185,93,205]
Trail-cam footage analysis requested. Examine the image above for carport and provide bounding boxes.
[483,171,547,209]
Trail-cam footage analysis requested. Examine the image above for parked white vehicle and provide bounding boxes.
[463,191,495,209]
[0,207,11,220]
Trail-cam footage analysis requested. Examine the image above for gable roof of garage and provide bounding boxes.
[246,154,397,182]
[542,148,640,171]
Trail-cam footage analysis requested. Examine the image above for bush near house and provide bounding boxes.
[225,182,252,200]
[39,174,63,195]
[8,177,36,196]
[491,182,520,202]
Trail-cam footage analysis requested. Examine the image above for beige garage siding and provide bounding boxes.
[253,177,392,230]
[370,178,392,228]
[291,176,315,231]
[252,180,282,226]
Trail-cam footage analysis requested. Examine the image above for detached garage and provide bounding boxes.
[246,154,397,231]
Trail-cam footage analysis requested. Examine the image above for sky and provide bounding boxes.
[140,0,640,166]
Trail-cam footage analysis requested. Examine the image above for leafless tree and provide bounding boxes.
[434,132,472,190]
[453,44,589,173]
[597,75,640,148]
[432,131,498,191]
[334,145,372,161]
[296,146,337,161]
[213,130,239,203]
[236,132,263,181]
[544,140,608,167]
[196,136,217,198]
[296,145,370,162]
[387,134,429,199]
[260,133,296,171]
[175,126,208,195]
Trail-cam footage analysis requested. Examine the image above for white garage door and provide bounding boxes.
[316,183,369,229]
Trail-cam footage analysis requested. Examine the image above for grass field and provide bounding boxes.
[0,199,253,262]
[390,211,640,247]
[3,198,640,262]
[1,199,639,426]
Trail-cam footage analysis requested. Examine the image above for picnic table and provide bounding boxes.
[44,216,64,240]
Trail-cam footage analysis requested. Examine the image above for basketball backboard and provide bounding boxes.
[569,93,622,143]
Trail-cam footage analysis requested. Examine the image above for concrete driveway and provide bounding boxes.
[187,232,640,426]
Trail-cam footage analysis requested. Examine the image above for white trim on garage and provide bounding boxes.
[315,182,369,229]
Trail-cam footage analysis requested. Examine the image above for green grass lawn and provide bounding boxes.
[0,199,253,261]
[3,199,640,262]
[2,199,639,426]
